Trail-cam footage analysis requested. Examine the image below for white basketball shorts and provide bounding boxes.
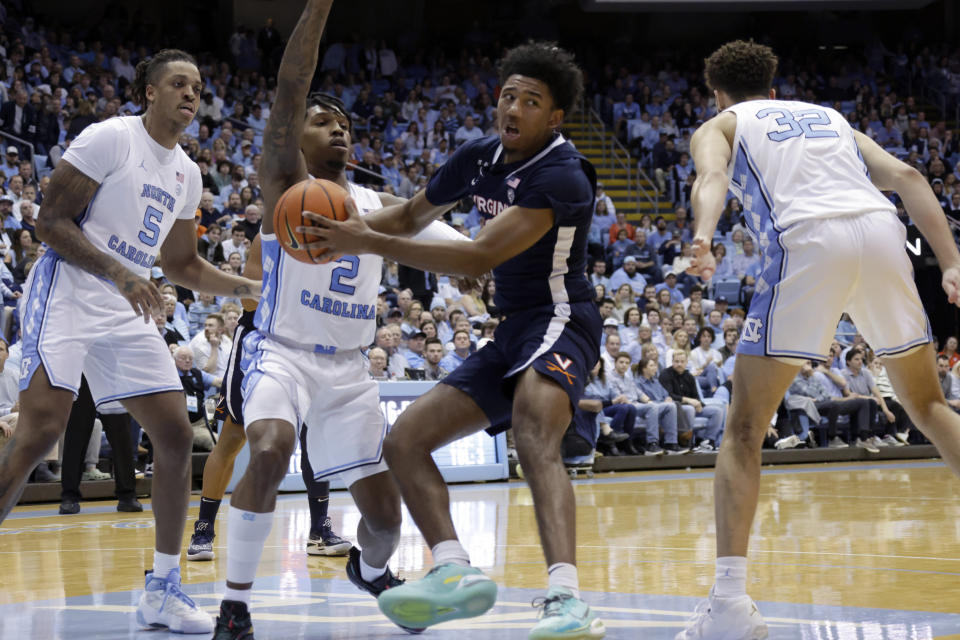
[737,210,931,361]
[240,330,389,488]
[19,252,182,405]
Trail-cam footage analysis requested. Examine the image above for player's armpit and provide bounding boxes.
[365,190,456,237]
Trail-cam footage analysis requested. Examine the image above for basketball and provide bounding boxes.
[273,178,348,264]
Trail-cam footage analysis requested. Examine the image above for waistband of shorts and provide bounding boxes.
[257,330,359,356]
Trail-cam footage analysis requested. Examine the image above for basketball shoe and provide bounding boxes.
[136,567,214,633]
[345,547,423,633]
[306,517,351,556]
[212,600,254,639]
[377,562,498,630]
[675,587,768,640]
[186,520,215,561]
[529,586,606,639]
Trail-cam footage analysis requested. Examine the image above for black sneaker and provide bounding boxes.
[663,443,688,455]
[59,499,80,515]
[345,547,424,634]
[117,499,143,512]
[212,600,254,639]
[187,520,215,561]
[643,442,664,456]
[306,518,351,556]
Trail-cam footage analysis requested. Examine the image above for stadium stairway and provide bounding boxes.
[563,119,674,222]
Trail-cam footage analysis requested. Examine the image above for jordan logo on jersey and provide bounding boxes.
[741,317,764,343]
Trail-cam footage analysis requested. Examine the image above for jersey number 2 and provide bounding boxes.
[138,205,164,247]
[756,108,839,142]
[330,255,360,295]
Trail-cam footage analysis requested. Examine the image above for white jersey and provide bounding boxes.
[724,99,894,235]
[256,182,383,351]
[61,116,202,278]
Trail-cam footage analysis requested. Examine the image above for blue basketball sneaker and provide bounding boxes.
[377,562,498,629]
[529,587,605,640]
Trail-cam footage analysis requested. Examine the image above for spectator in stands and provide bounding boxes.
[0,90,39,147]
[421,338,448,381]
[609,256,646,297]
[189,313,231,379]
[842,349,896,448]
[647,216,670,250]
[717,197,742,235]
[730,235,760,278]
[789,361,875,449]
[624,230,661,283]
[440,329,472,373]
[660,351,723,451]
[939,336,960,368]
[238,204,261,241]
[711,242,733,279]
[655,270,685,305]
[938,354,960,413]
[197,224,226,264]
[173,347,220,452]
[154,309,187,346]
[403,331,427,369]
[618,307,642,347]
[454,115,483,145]
[869,358,913,445]
[635,356,685,454]
[220,224,247,263]
[607,211,635,245]
[719,327,739,362]
[375,325,410,378]
[609,283,637,323]
[689,327,722,396]
[367,346,392,381]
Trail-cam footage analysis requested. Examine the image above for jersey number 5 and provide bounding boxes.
[756,108,839,142]
[138,205,164,247]
[330,255,360,295]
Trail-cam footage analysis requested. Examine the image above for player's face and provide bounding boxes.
[302,106,351,178]
[497,75,562,155]
[147,61,202,128]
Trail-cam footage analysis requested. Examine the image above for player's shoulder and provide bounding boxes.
[524,139,596,194]
[72,115,134,144]
[453,134,500,161]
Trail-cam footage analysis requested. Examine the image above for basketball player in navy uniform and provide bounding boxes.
[305,42,606,639]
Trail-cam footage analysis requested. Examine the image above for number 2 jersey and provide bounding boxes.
[425,133,597,314]
[724,99,896,235]
[60,115,202,276]
[255,183,382,352]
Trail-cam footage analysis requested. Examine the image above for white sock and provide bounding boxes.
[547,563,580,599]
[359,551,387,583]
[431,539,470,567]
[225,506,274,601]
[152,550,180,578]
[223,586,251,605]
[714,556,747,598]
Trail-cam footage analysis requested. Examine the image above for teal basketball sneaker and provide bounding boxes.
[377,563,498,629]
[529,587,605,640]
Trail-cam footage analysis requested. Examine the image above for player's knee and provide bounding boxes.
[513,425,561,467]
[362,501,402,537]
[382,429,411,466]
[247,432,296,481]
[723,415,767,449]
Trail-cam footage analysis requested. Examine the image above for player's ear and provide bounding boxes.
[145,84,156,106]
[548,108,564,131]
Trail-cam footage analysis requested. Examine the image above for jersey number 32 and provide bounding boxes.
[756,108,839,143]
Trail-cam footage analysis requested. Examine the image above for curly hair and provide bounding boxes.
[130,49,198,109]
[704,40,778,102]
[497,41,583,115]
[307,92,352,131]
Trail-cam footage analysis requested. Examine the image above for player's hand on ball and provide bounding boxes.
[687,235,716,280]
[942,265,960,306]
[297,196,370,256]
[117,270,163,323]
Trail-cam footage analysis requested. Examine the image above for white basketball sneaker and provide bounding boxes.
[675,587,768,640]
[136,567,214,634]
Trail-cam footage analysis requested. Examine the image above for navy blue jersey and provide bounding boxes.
[426,134,597,314]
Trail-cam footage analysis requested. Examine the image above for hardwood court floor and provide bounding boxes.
[2,460,960,638]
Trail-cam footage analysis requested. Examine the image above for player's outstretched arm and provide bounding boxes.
[37,160,163,320]
[854,130,960,304]
[160,219,260,299]
[260,0,334,235]
[364,190,458,237]
[301,198,554,278]
[688,113,736,280]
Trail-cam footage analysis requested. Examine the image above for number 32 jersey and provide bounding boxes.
[255,183,383,352]
[61,116,202,277]
[724,99,894,233]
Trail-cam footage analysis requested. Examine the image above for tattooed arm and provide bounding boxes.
[260,0,334,235]
[160,220,260,299]
[36,159,164,320]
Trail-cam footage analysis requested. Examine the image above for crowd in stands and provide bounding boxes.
[0,2,957,479]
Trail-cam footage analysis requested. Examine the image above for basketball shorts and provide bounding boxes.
[737,210,931,362]
[441,300,602,434]
[240,330,389,488]
[19,252,182,406]
[215,320,254,426]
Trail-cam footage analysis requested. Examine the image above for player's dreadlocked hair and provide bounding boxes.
[704,40,778,102]
[497,41,583,115]
[130,49,198,109]
[307,92,352,131]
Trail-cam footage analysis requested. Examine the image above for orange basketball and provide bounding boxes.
[273,178,348,264]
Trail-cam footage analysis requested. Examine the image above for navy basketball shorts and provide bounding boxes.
[441,301,602,435]
[215,322,252,426]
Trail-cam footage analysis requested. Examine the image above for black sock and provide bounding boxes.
[198,496,222,528]
[306,481,331,534]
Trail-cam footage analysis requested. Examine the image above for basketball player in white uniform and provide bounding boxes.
[211,2,465,636]
[0,50,260,634]
[677,40,960,638]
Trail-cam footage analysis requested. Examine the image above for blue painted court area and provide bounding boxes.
[2,575,958,639]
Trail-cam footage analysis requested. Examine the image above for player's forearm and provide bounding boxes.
[164,254,260,300]
[690,169,728,239]
[365,231,492,278]
[38,215,128,282]
[898,169,960,270]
